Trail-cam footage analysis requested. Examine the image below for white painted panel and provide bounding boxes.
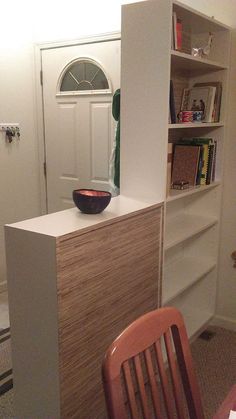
[61,197,74,209]
[5,227,60,417]
[58,102,77,178]
[169,271,216,338]
[91,102,111,181]
[121,0,172,202]
[59,177,79,208]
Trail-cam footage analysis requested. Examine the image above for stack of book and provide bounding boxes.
[171,138,217,189]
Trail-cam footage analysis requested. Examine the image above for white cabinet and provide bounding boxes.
[121,0,231,338]
[5,198,163,417]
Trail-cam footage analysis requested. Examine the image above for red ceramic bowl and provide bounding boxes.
[73,189,112,214]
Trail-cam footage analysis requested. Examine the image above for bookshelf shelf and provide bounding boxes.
[165,214,218,250]
[167,181,220,202]
[171,50,228,72]
[163,256,216,304]
[168,122,224,129]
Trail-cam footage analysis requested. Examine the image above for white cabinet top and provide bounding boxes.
[6,195,157,238]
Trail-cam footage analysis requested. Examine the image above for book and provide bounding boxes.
[172,12,182,50]
[177,142,203,185]
[171,14,174,49]
[211,140,217,182]
[206,143,215,184]
[196,145,204,185]
[169,80,176,123]
[176,18,182,50]
[178,138,213,185]
[194,82,222,122]
[180,86,216,122]
[171,144,201,187]
[172,12,177,50]
[166,142,173,196]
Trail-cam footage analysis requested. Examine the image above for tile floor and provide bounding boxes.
[0,292,10,329]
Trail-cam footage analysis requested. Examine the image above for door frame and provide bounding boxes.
[34,31,121,214]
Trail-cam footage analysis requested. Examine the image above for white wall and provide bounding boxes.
[0,44,42,288]
[0,0,131,287]
[1,0,236,325]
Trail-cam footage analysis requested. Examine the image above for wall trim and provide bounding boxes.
[37,31,121,51]
[210,314,236,332]
[34,45,47,215]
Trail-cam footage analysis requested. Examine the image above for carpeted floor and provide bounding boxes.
[0,326,235,418]
[191,325,236,418]
[0,389,13,418]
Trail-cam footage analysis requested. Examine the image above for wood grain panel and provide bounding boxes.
[56,205,163,418]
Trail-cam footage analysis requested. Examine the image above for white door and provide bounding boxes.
[42,39,120,213]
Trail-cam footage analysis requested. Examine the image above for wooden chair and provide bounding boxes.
[102,307,236,419]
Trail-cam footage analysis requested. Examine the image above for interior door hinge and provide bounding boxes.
[44,161,47,176]
[40,70,43,86]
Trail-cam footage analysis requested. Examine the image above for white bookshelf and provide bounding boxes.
[163,256,216,304]
[165,0,230,338]
[121,0,231,339]
[168,271,216,337]
[165,214,218,250]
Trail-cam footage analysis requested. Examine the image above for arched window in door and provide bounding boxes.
[59,58,111,94]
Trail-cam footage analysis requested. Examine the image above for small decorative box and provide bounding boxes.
[171,181,190,190]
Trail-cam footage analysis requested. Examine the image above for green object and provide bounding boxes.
[112,89,120,188]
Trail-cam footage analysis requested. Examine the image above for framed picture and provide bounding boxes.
[181,86,216,122]
[194,81,222,122]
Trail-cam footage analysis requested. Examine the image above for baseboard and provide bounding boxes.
[210,314,236,332]
[0,282,7,294]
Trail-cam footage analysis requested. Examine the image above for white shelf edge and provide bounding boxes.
[166,181,220,203]
[162,259,216,304]
[165,216,218,250]
[168,122,224,129]
[171,50,228,70]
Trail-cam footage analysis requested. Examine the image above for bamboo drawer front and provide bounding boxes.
[56,204,163,418]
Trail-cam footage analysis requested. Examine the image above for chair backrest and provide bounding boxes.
[102,307,205,419]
